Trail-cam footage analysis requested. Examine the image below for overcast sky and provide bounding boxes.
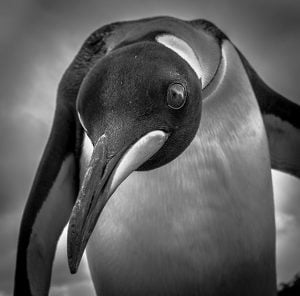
[1,0,300,295]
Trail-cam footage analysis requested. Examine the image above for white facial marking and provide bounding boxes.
[156,34,202,80]
[80,133,94,183]
[109,130,168,195]
[77,111,87,132]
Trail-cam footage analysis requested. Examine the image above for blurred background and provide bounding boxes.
[1,0,300,295]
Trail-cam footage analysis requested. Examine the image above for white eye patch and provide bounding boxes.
[156,34,202,81]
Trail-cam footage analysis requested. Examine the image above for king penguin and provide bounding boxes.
[14,16,300,296]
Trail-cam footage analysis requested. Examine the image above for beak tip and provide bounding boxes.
[69,262,79,274]
[67,251,80,274]
[67,232,81,274]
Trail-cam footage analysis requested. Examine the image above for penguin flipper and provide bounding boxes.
[14,103,78,296]
[13,21,126,296]
[238,52,300,179]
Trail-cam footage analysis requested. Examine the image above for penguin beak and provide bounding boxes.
[67,130,168,273]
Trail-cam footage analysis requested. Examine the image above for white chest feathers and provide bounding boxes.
[80,129,274,295]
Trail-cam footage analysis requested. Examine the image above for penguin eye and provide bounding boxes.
[167,83,186,110]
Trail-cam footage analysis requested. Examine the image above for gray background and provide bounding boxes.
[1,0,300,295]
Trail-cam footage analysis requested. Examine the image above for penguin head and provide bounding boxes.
[77,41,202,169]
[68,41,202,272]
